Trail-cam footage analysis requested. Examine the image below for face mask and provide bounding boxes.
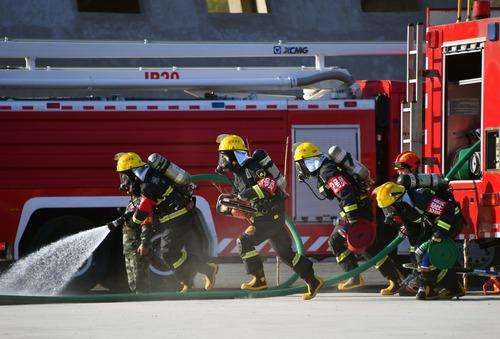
[295,161,309,181]
[119,173,132,192]
[216,152,233,173]
[382,205,402,225]
[119,172,141,196]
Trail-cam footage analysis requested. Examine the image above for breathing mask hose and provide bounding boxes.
[301,179,326,201]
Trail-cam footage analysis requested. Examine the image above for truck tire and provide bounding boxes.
[28,215,111,293]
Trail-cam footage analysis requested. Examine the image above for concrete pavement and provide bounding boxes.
[0,292,498,339]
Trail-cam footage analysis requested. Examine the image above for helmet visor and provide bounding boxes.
[234,150,249,166]
[303,156,324,173]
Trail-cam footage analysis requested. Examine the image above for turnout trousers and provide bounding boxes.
[237,211,316,283]
[159,211,213,285]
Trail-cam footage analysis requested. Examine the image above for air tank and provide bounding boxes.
[396,173,447,190]
[252,149,288,194]
[327,145,370,182]
[147,153,191,186]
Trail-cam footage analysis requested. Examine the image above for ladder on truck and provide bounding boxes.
[401,23,425,158]
[0,38,405,94]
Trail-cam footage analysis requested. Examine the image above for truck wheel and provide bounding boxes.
[148,232,178,292]
[29,215,111,293]
[458,240,495,269]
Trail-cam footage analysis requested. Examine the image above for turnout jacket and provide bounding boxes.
[316,159,372,224]
[399,188,463,247]
[130,166,194,226]
[231,157,285,216]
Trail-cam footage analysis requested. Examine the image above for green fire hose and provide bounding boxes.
[444,141,480,181]
[0,147,477,305]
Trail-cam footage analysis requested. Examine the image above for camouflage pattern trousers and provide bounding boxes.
[123,222,150,293]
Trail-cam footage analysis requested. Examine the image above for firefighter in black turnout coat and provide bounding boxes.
[110,152,218,292]
[293,142,405,295]
[373,181,465,300]
[215,134,323,300]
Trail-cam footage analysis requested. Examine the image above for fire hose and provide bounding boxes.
[0,143,479,304]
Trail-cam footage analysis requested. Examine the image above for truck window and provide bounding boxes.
[292,125,360,224]
[486,129,500,171]
[444,50,482,180]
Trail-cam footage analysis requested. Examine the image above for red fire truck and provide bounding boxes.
[0,38,406,289]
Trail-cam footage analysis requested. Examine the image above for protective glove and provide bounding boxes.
[107,217,123,231]
[106,210,133,231]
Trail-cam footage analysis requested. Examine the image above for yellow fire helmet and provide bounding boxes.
[114,152,146,172]
[372,182,406,208]
[216,134,248,152]
[293,142,321,161]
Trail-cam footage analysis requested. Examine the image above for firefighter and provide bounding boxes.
[392,151,422,295]
[393,151,466,296]
[107,198,151,293]
[293,142,405,295]
[110,152,218,293]
[215,134,323,300]
[393,151,420,175]
[106,173,152,293]
[373,182,465,300]
[393,151,457,202]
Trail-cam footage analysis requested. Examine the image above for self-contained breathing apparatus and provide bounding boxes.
[216,146,288,216]
[295,145,373,200]
[117,153,195,219]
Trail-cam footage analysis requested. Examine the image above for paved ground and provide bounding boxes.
[0,292,498,339]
